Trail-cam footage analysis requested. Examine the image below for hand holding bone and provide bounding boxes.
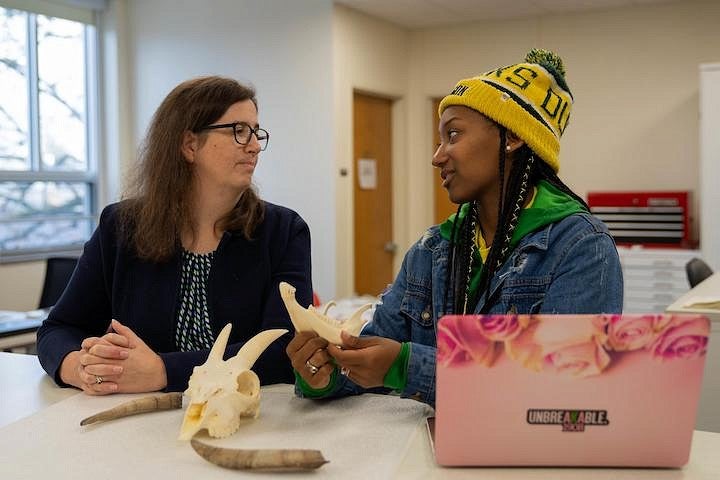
[328,331,402,389]
[278,282,372,344]
[286,331,334,389]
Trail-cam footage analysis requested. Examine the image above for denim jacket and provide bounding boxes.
[319,212,623,407]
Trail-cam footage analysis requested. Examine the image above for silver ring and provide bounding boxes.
[305,360,319,375]
[340,366,350,376]
[95,375,104,385]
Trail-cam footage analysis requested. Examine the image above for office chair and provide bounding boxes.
[685,257,714,289]
[38,257,79,309]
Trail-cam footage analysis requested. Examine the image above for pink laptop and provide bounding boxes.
[432,313,710,467]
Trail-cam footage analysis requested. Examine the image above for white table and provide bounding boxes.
[0,352,75,427]
[667,272,720,322]
[1,352,719,479]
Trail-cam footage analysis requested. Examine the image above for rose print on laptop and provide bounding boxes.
[437,314,710,376]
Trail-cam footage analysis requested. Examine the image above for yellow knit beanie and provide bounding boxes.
[439,49,572,172]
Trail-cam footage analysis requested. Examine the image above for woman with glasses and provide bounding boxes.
[287,49,622,407]
[37,76,312,395]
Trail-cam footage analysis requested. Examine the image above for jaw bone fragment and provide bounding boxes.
[191,438,328,471]
[179,324,287,441]
[80,392,183,426]
[279,281,372,344]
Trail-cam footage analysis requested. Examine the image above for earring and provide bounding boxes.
[506,145,511,152]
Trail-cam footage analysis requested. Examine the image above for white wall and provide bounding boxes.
[333,5,409,298]
[124,0,335,298]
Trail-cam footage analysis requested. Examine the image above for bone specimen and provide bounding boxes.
[178,324,288,440]
[80,392,183,426]
[279,281,373,344]
[191,438,328,471]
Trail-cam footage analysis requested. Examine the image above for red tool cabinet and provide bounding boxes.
[587,191,691,248]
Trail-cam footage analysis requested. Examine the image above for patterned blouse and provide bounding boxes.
[175,249,216,351]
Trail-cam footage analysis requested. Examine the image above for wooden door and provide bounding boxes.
[353,93,394,296]
[433,98,457,224]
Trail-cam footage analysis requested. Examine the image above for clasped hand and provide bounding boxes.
[287,330,401,390]
[63,319,167,395]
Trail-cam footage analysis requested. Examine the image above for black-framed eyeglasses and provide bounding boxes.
[196,122,270,151]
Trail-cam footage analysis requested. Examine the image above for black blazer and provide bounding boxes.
[37,201,312,391]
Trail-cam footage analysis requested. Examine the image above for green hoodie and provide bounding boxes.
[439,179,587,301]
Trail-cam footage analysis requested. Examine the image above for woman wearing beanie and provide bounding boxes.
[287,49,622,407]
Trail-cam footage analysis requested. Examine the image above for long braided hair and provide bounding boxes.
[443,123,588,315]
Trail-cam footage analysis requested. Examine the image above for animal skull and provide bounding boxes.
[179,324,287,440]
[279,282,372,345]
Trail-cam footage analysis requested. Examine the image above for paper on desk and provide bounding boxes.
[683,297,720,310]
[0,386,432,479]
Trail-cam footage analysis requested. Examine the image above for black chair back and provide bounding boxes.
[685,257,714,289]
[39,257,79,309]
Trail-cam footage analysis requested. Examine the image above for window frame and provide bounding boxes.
[0,5,100,263]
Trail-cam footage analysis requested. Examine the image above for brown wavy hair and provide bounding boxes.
[119,76,265,262]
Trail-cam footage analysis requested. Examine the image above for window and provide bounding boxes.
[0,4,97,262]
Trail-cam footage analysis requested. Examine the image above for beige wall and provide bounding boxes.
[406,0,720,241]
[333,5,410,297]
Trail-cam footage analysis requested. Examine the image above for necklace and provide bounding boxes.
[462,201,478,314]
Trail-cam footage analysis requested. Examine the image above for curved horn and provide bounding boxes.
[191,438,328,471]
[80,392,182,426]
[207,323,233,363]
[232,329,288,370]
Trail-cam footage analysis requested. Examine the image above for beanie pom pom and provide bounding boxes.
[525,48,566,78]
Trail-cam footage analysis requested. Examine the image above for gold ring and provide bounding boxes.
[95,375,104,385]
